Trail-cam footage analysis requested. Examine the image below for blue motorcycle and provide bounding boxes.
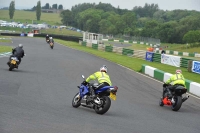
[72,75,118,115]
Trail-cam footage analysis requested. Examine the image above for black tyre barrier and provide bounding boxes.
[0,33,82,42]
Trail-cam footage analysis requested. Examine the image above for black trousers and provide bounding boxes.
[90,82,109,95]
[96,82,110,90]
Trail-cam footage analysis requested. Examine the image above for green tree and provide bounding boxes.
[9,1,15,19]
[77,9,103,32]
[52,4,58,9]
[58,4,63,9]
[99,19,112,34]
[42,3,50,9]
[36,1,41,20]
[122,12,136,35]
[157,21,178,43]
[183,30,200,43]
[141,20,159,37]
[32,6,36,11]
[60,10,73,26]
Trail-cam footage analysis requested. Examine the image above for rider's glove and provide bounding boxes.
[82,81,88,85]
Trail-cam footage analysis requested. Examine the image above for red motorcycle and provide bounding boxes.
[159,84,189,111]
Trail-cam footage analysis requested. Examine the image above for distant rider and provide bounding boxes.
[49,37,54,44]
[46,34,49,42]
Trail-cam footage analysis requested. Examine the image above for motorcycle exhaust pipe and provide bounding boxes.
[81,104,93,109]
[182,95,189,102]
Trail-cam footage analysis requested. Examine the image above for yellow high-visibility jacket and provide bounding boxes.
[165,73,186,87]
[86,71,112,86]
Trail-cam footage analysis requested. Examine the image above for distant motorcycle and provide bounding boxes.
[46,39,50,43]
[49,41,54,49]
[8,56,19,71]
[159,84,189,111]
[72,75,118,115]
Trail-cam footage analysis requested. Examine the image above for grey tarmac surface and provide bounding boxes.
[0,37,200,133]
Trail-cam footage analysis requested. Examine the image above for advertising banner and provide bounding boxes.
[20,33,25,36]
[161,54,181,67]
[192,61,200,74]
[27,33,34,37]
[145,52,154,62]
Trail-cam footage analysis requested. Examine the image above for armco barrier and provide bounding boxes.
[1,33,82,42]
[142,64,200,97]
[34,33,82,42]
[1,33,27,36]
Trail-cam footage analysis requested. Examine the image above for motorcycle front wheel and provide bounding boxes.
[72,93,81,108]
[171,96,182,111]
[94,96,111,115]
[9,64,14,71]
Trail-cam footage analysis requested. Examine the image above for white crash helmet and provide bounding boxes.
[19,44,23,48]
[100,65,107,73]
[49,37,53,39]
[176,69,182,74]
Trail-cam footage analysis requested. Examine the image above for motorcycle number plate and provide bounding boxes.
[110,92,116,101]
[11,60,16,64]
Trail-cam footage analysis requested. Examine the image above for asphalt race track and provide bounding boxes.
[0,37,200,133]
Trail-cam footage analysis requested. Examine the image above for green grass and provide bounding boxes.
[0,45,12,52]
[55,39,200,83]
[104,41,200,54]
[0,26,30,33]
[0,35,12,43]
[0,10,61,25]
[40,28,82,37]
[0,26,83,36]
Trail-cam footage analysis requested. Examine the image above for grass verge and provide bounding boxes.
[0,45,12,53]
[0,35,12,43]
[55,39,200,83]
[0,10,61,25]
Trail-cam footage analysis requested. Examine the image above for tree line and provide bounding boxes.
[32,3,63,10]
[8,1,63,21]
[60,2,200,44]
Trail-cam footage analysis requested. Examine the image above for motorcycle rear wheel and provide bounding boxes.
[94,96,111,115]
[171,96,182,111]
[72,93,81,108]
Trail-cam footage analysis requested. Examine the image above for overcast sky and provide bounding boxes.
[0,0,199,11]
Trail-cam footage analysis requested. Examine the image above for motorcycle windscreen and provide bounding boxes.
[79,85,89,98]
